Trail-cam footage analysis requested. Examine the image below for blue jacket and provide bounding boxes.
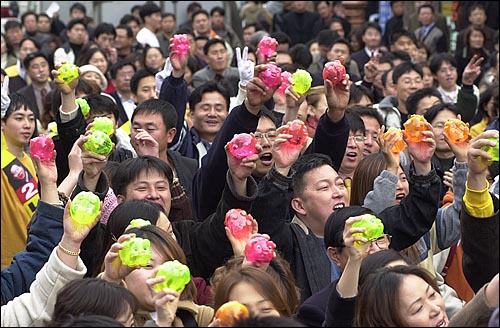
[1,201,64,304]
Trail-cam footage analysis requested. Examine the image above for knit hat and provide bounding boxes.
[79,64,108,91]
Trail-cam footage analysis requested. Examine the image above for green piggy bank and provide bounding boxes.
[119,237,152,267]
[154,260,191,293]
[58,62,79,84]
[84,130,113,156]
[352,214,384,244]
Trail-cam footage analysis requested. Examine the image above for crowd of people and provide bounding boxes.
[1,1,499,327]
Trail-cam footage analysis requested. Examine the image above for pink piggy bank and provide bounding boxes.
[257,36,278,62]
[323,60,347,86]
[30,134,55,161]
[225,209,253,240]
[258,64,282,89]
[227,133,258,160]
[244,235,276,264]
[172,34,190,57]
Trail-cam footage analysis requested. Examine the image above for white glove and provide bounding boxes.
[1,76,10,118]
[155,57,173,94]
[236,47,254,87]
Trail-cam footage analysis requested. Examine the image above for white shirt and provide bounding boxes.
[136,27,160,48]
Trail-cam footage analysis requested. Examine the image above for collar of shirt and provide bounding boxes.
[364,47,379,58]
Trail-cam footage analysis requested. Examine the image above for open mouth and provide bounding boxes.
[333,203,345,211]
[259,152,273,165]
[395,193,406,201]
[436,318,447,327]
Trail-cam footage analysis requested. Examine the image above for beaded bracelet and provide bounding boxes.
[58,243,81,256]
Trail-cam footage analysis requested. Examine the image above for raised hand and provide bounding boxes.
[376,126,401,174]
[461,54,484,86]
[146,274,180,327]
[102,232,138,284]
[272,124,305,176]
[155,57,174,94]
[31,149,58,187]
[225,216,259,257]
[245,64,280,114]
[404,122,436,165]
[443,115,470,163]
[236,46,255,87]
[79,129,111,181]
[467,130,499,177]
[52,62,80,95]
[60,198,101,252]
[132,129,160,158]
[343,215,370,259]
[224,142,260,182]
[324,56,351,123]
[363,51,380,84]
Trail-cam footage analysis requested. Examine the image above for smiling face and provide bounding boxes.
[228,281,280,318]
[293,165,349,234]
[394,166,409,205]
[190,91,228,142]
[398,275,448,327]
[360,116,381,157]
[1,107,36,149]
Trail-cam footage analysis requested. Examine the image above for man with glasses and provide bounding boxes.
[338,111,366,197]
[109,60,137,127]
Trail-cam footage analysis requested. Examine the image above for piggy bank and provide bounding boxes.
[90,117,115,136]
[291,69,312,95]
[215,301,250,327]
[75,98,90,116]
[154,260,191,293]
[30,134,55,161]
[352,214,384,244]
[443,118,469,144]
[227,133,258,159]
[481,137,499,162]
[257,36,278,62]
[84,130,113,156]
[224,208,253,240]
[276,71,292,98]
[118,237,152,267]
[57,62,79,84]
[244,235,276,264]
[172,34,190,57]
[258,64,282,89]
[383,127,407,153]
[284,119,308,147]
[323,60,346,86]
[403,115,429,143]
[129,218,152,228]
[70,191,101,226]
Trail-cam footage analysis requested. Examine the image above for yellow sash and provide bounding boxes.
[1,150,39,216]
[119,120,131,136]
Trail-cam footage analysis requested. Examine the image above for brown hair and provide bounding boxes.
[211,266,293,317]
[350,153,387,206]
[355,265,441,326]
[126,225,197,301]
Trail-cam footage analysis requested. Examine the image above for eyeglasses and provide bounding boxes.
[348,135,366,143]
[254,131,277,141]
[117,71,135,78]
[369,234,392,249]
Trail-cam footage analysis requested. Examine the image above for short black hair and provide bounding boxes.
[429,53,457,75]
[4,20,22,32]
[70,3,87,15]
[94,22,116,39]
[115,24,133,38]
[203,37,226,56]
[23,51,48,69]
[392,62,423,85]
[130,68,155,95]
[346,110,366,135]
[316,29,339,47]
[348,105,384,127]
[132,98,178,131]
[109,60,136,79]
[324,206,373,248]
[405,87,443,115]
[51,314,124,327]
[120,14,141,26]
[112,156,173,199]
[21,10,37,25]
[210,6,225,16]
[67,18,87,31]
[423,102,458,124]
[161,12,176,20]
[84,93,119,122]
[292,153,333,197]
[192,9,209,21]
[139,2,161,21]
[188,80,230,113]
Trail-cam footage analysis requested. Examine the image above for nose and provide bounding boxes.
[147,187,159,200]
[427,299,442,318]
